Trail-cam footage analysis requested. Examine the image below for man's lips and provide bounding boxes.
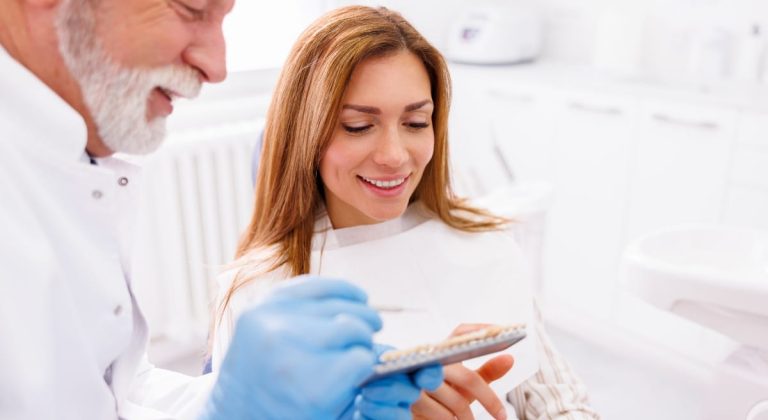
[148,88,174,118]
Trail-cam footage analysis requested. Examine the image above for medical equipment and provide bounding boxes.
[623,225,768,420]
[364,325,527,384]
[445,2,542,65]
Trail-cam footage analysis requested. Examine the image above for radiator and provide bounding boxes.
[131,120,263,360]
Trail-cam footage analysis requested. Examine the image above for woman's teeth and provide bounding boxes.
[360,175,406,189]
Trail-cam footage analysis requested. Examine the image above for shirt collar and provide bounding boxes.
[0,43,88,162]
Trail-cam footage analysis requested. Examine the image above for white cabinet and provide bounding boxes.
[625,100,738,241]
[723,110,768,229]
[544,90,638,314]
[447,64,763,319]
[487,83,558,184]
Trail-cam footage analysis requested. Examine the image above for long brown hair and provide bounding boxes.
[218,6,507,323]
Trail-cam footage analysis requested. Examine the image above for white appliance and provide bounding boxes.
[445,2,542,65]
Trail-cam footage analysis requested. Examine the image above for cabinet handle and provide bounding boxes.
[568,101,623,116]
[487,90,534,103]
[651,113,720,131]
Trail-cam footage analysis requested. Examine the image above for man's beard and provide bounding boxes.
[55,0,202,155]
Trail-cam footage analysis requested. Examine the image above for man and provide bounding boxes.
[0,0,441,418]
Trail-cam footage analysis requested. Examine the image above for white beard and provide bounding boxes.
[55,0,202,155]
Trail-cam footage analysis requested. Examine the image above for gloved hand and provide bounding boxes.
[200,276,382,420]
[347,344,444,420]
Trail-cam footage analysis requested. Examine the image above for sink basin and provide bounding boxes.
[623,225,768,350]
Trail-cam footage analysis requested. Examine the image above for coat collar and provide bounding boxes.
[0,44,88,163]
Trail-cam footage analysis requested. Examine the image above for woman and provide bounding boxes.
[213,6,599,419]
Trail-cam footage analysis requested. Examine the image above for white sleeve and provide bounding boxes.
[209,265,286,372]
[121,354,216,420]
[210,269,238,373]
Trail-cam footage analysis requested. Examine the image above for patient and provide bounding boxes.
[212,6,599,419]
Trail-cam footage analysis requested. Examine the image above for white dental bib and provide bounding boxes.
[310,203,539,390]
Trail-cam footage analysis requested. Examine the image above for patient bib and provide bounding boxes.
[310,204,538,388]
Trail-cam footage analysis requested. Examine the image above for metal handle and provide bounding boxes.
[651,113,720,131]
[568,101,624,116]
[487,89,534,104]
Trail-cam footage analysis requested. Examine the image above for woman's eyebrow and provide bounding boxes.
[342,104,380,115]
[404,99,432,112]
[342,100,433,114]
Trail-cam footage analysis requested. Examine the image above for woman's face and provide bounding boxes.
[320,51,435,229]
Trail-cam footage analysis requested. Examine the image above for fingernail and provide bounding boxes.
[496,407,508,420]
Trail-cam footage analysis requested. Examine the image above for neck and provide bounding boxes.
[0,0,111,157]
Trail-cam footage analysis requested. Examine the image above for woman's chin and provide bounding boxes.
[366,205,409,224]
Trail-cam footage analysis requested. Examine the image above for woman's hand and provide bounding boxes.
[411,324,515,419]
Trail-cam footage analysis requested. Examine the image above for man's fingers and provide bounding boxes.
[323,346,377,392]
[361,374,421,405]
[270,298,382,332]
[272,276,369,302]
[356,398,412,420]
[412,364,444,391]
[476,354,514,384]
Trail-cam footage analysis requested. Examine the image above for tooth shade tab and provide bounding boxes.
[360,176,406,189]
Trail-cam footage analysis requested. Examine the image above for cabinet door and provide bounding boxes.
[625,101,738,241]
[487,83,558,184]
[723,110,768,229]
[448,70,514,197]
[544,90,638,316]
[448,70,557,197]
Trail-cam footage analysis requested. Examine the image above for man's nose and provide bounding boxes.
[184,24,227,83]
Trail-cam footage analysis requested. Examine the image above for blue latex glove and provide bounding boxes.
[200,276,383,420]
[349,344,444,420]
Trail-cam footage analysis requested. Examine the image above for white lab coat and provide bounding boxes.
[0,46,213,419]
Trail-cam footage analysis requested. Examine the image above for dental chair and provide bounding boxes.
[623,225,768,420]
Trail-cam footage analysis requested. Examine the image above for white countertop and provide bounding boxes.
[448,60,768,112]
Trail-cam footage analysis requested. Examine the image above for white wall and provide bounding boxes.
[338,0,768,82]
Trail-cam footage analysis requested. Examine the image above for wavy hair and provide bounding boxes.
[217,6,507,325]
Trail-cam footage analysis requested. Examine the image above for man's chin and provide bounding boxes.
[100,121,167,155]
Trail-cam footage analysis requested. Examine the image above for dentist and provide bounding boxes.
[0,0,441,419]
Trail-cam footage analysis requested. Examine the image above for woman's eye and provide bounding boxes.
[343,124,373,134]
[406,122,430,130]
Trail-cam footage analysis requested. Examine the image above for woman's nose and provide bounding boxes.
[372,128,408,168]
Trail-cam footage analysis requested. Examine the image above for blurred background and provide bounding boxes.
[126,0,768,418]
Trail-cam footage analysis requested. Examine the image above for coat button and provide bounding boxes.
[91,190,103,199]
[118,177,129,186]
[113,305,123,316]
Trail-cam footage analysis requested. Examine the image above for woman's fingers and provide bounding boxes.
[475,354,515,383]
[419,324,514,420]
[444,363,507,420]
[425,383,475,420]
[411,392,457,420]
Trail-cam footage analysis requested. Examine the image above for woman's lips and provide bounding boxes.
[357,174,410,197]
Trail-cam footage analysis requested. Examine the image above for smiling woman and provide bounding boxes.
[320,51,436,228]
[210,5,600,420]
